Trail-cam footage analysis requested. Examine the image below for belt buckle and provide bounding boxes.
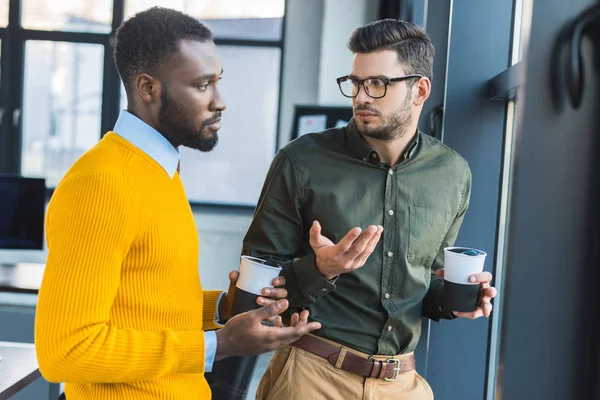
[384,358,401,382]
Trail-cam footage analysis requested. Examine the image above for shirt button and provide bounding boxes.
[388,169,394,175]
[388,210,394,216]
[387,325,392,332]
[385,293,391,299]
[387,251,393,258]
[362,158,367,162]
[371,153,377,158]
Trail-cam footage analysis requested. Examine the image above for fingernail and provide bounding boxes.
[263,289,271,295]
[276,300,285,308]
[470,276,477,283]
[258,298,265,305]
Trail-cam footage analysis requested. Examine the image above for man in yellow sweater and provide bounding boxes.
[34,7,321,400]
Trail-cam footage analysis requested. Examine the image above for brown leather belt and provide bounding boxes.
[291,335,415,381]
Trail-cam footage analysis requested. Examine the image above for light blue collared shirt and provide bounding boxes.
[113,110,180,178]
[113,110,223,372]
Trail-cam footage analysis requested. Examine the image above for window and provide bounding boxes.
[125,1,284,41]
[487,0,533,399]
[179,45,281,205]
[510,0,525,65]
[125,0,284,20]
[21,41,104,187]
[22,0,113,33]
[0,0,286,207]
[0,0,7,27]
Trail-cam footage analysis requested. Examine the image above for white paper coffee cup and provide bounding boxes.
[443,247,487,284]
[442,247,487,312]
[231,256,282,316]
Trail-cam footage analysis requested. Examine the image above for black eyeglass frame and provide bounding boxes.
[336,74,423,98]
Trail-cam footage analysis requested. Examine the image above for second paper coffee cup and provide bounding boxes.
[442,247,487,312]
[230,256,282,316]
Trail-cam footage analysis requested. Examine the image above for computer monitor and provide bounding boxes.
[0,175,46,250]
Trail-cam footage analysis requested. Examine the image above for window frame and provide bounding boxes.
[484,0,529,398]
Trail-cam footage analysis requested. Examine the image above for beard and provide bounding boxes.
[354,91,413,142]
[157,85,221,152]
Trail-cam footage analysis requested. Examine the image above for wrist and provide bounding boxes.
[215,328,233,361]
[315,255,336,280]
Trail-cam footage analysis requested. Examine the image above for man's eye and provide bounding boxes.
[197,83,209,91]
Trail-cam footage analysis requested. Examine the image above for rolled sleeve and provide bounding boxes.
[202,290,225,331]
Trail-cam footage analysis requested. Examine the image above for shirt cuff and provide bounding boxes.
[204,331,217,372]
[421,278,456,321]
[214,291,226,327]
[293,254,337,301]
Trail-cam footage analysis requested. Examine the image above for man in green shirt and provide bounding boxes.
[244,19,497,399]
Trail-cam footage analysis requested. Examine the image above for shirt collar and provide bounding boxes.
[113,110,180,178]
[345,118,420,166]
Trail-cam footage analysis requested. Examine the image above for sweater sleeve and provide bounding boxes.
[35,172,207,383]
[202,290,224,331]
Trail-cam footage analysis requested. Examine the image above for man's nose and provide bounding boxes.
[211,88,226,111]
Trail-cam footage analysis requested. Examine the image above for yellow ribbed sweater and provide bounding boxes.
[35,132,222,399]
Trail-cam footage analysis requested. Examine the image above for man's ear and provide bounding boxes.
[412,77,431,106]
[133,73,161,104]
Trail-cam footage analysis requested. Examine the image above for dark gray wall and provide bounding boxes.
[501,0,600,399]
[410,0,427,28]
[426,1,512,399]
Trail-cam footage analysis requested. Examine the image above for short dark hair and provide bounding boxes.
[347,19,434,80]
[114,7,213,93]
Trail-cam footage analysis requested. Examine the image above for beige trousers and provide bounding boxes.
[256,339,434,400]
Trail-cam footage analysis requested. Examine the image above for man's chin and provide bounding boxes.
[182,133,218,152]
[358,125,398,142]
[356,122,380,136]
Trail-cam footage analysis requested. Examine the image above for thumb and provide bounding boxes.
[229,270,239,286]
[310,221,325,246]
[435,269,444,278]
[251,299,289,322]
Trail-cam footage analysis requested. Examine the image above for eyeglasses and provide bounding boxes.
[336,75,423,99]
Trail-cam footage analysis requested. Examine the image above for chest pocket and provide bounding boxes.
[408,206,453,267]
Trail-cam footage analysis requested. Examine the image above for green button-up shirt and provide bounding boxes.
[242,120,471,355]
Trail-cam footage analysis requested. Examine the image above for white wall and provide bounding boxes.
[193,208,253,290]
[318,0,379,105]
[277,0,325,147]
